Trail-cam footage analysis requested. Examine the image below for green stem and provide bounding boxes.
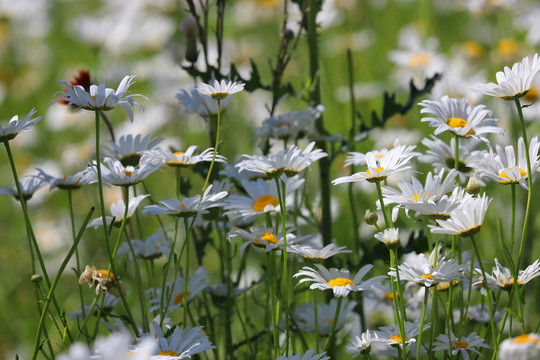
[275,177,290,353]
[510,184,516,257]
[416,288,430,360]
[159,217,179,325]
[375,181,393,228]
[183,217,191,328]
[323,297,343,352]
[201,99,221,195]
[313,291,320,353]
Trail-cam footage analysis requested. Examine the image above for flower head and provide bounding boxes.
[87,194,149,228]
[117,229,172,261]
[389,252,463,287]
[198,80,244,101]
[275,349,329,360]
[294,299,356,336]
[227,226,299,254]
[0,108,42,142]
[36,167,93,191]
[148,324,215,359]
[88,157,163,187]
[474,259,540,291]
[254,105,324,141]
[473,54,540,100]
[0,175,49,201]
[433,331,489,359]
[289,243,352,261]
[102,133,162,167]
[347,331,373,357]
[499,333,540,360]
[52,75,145,122]
[148,145,226,168]
[372,320,428,348]
[374,228,406,249]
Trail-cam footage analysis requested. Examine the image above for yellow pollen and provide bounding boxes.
[389,335,408,344]
[178,204,186,208]
[525,86,538,102]
[366,167,384,177]
[174,291,191,305]
[421,274,434,280]
[497,38,516,56]
[253,195,279,212]
[96,270,114,281]
[374,154,385,159]
[261,232,278,244]
[327,277,355,287]
[499,167,527,180]
[502,278,515,287]
[453,340,469,348]
[463,41,483,58]
[158,350,180,356]
[383,292,399,301]
[447,117,473,135]
[513,334,540,345]
[173,151,185,156]
[122,169,133,177]
[412,194,420,201]
[408,52,431,69]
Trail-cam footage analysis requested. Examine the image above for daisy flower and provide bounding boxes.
[344,139,416,167]
[70,293,120,319]
[372,320,428,348]
[275,349,329,360]
[147,145,226,168]
[117,229,172,261]
[374,228,407,249]
[294,263,382,297]
[389,253,463,287]
[429,193,491,238]
[176,86,233,118]
[254,105,324,141]
[149,266,208,313]
[142,185,227,218]
[198,79,245,101]
[148,325,215,359]
[478,137,540,189]
[433,331,489,359]
[0,175,49,201]
[87,194,149,228]
[223,176,304,221]
[227,226,298,254]
[88,157,163,187]
[499,334,540,360]
[288,243,352,261]
[333,145,415,184]
[0,108,42,142]
[53,75,145,122]
[474,258,540,291]
[294,299,356,336]
[419,96,503,140]
[346,331,373,357]
[102,133,162,167]
[235,142,327,177]
[36,167,93,191]
[418,135,484,183]
[472,53,540,100]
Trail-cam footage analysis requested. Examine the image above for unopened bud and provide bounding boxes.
[31,274,43,283]
[180,15,199,63]
[283,28,294,41]
[466,176,480,195]
[364,209,378,226]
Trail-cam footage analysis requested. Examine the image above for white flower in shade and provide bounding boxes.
[472,54,540,100]
[52,75,145,122]
[88,157,163,187]
[294,264,382,297]
[148,324,215,359]
[236,142,327,177]
[294,299,356,336]
[347,331,373,357]
[176,86,233,118]
[275,349,329,360]
[0,108,42,142]
[227,226,299,254]
[223,175,304,221]
[453,304,504,325]
[372,320,428,348]
[198,79,245,100]
[479,137,540,189]
[70,293,120,319]
[142,185,227,218]
[403,187,470,221]
[389,252,463,287]
[374,228,406,249]
[102,133,162,167]
[0,175,48,201]
[344,139,415,167]
[333,145,416,184]
[433,331,489,359]
[429,193,491,237]
[148,145,226,168]
[419,96,503,140]
[149,266,208,313]
[87,194,149,228]
[474,259,540,291]
[289,243,352,260]
[117,229,172,261]
[36,167,93,191]
[499,333,540,360]
[418,135,484,183]
[254,105,324,141]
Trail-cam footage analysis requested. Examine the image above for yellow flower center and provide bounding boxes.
[261,232,278,244]
[178,204,186,208]
[174,151,185,156]
[463,41,483,58]
[421,273,434,280]
[389,335,408,344]
[122,170,133,177]
[174,291,191,305]
[513,334,540,345]
[327,277,355,287]
[447,117,474,135]
[374,154,385,159]
[453,340,469,348]
[408,52,431,69]
[96,270,114,281]
[366,167,384,177]
[497,38,516,56]
[158,350,180,356]
[383,292,401,301]
[167,152,188,166]
[524,86,538,102]
[499,167,527,181]
[253,195,279,212]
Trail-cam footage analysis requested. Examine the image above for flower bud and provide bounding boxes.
[31,274,43,283]
[364,209,378,225]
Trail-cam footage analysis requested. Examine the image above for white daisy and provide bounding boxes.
[227,226,299,254]
[374,228,407,249]
[87,194,149,228]
[117,229,172,260]
[176,86,233,118]
[389,252,463,287]
[52,75,145,122]
[294,263,382,297]
[235,142,327,177]
[0,108,42,142]
[474,258,540,291]
[478,137,540,189]
[36,167,93,191]
[149,324,215,359]
[0,175,48,201]
[254,105,324,141]
[146,145,226,168]
[346,331,373,357]
[472,54,540,100]
[198,79,244,101]
[344,139,415,167]
[333,145,415,184]
[88,157,163,187]
[288,243,352,260]
[429,193,491,237]
[433,331,490,359]
[275,349,329,360]
[372,320,428,349]
[102,133,162,167]
[142,185,227,218]
[294,299,356,336]
[499,334,540,360]
[419,96,503,140]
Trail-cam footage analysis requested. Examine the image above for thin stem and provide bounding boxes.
[375,181,393,228]
[275,177,290,353]
[201,99,221,195]
[416,288,430,360]
[183,217,191,328]
[159,217,179,326]
[323,297,343,352]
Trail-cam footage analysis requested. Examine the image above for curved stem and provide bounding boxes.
[201,99,221,195]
